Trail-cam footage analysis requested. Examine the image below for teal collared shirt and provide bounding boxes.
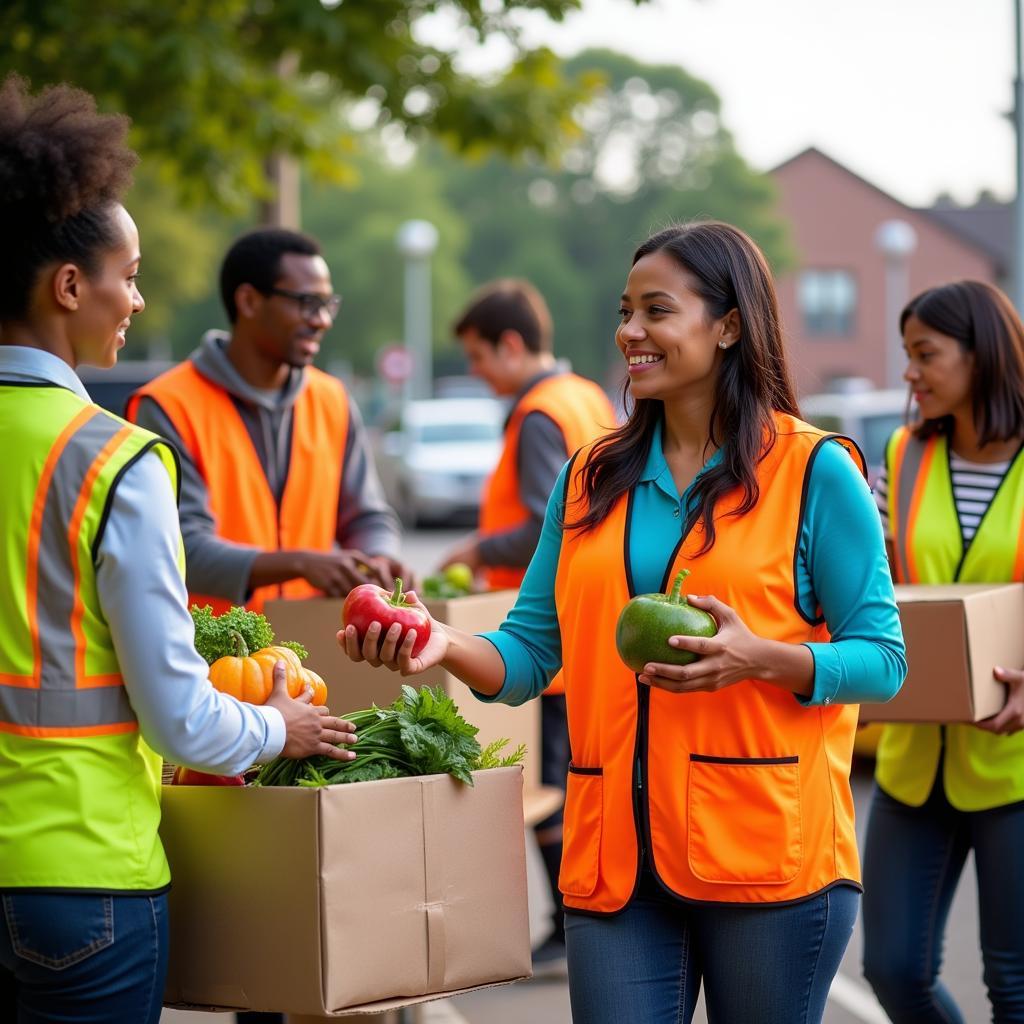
[480,419,906,707]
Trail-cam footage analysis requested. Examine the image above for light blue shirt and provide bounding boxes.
[0,346,284,772]
[480,418,906,707]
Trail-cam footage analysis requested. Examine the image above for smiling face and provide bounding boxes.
[902,313,975,423]
[68,203,144,369]
[615,249,738,404]
[250,252,336,369]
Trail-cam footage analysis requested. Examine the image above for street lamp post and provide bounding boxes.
[395,220,439,403]
[875,219,918,389]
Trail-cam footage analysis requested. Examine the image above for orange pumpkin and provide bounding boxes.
[208,633,304,705]
[299,667,328,706]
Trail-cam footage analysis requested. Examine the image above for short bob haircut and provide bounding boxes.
[902,280,1024,446]
[452,279,553,354]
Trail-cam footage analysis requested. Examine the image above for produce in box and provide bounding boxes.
[190,604,328,705]
[253,684,525,788]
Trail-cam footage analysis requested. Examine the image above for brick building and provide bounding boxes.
[770,148,1001,397]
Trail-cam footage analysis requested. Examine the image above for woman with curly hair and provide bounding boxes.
[0,75,356,1023]
[342,221,906,1023]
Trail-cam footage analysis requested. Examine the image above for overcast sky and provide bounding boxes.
[420,0,1015,208]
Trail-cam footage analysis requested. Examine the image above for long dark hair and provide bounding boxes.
[902,280,1024,445]
[567,221,799,555]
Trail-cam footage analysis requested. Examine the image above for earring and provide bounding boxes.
[718,341,728,350]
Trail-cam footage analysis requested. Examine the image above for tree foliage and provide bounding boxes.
[0,0,622,209]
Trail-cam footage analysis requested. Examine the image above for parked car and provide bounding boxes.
[800,387,911,485]
[77,360,176,417]
[376,398,504,527]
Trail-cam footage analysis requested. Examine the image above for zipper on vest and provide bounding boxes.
[634,680,652,866]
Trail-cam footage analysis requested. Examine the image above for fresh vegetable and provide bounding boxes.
[299,667,328,705]
[615,569,718,673]
[253,684,526,789]
[192,605,325,705]
[172,766,245,786]
[341,578,431,657]
[421,562,475,600]
[191,605,307,666]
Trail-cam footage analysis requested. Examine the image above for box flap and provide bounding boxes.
[892,583,1022,603]
[962,587,1024,720]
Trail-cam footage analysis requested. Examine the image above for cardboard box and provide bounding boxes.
[858,583,1024,724]
[265,594,543,792]
[161,767,530,1016]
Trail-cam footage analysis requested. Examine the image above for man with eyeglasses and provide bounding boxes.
[128,228,408,622]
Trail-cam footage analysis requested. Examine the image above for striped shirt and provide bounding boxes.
[875,452,1010,542]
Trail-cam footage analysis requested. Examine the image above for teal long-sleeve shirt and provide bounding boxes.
[479,420,906,707]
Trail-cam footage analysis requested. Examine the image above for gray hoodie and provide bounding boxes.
[132,331,401,603]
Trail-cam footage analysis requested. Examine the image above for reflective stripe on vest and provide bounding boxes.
[0,405,146,736]
[480,373,615,593]
[876,427,1024,811]
[554,414,864,911]
[127,361,349,613]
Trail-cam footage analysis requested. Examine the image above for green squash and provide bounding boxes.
[615,569,718,673]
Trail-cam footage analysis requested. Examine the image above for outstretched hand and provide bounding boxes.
[336,590,449,676]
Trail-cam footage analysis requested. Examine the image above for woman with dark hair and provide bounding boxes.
[0,75,356,1023]
[862,280,1024,1023]
[341,220,905,1023]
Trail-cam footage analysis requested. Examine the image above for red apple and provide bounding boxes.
[171,766,245,786]
[342,577,431,657]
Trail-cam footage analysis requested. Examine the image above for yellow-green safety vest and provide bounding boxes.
[876,426,1024,811]
[0,381,181,890]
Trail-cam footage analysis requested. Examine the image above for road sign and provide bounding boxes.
[376,344,413,384]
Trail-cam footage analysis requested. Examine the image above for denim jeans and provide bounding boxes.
[0,890,168,1024]
[564,870,859,1024]
[862,782,1024,1023]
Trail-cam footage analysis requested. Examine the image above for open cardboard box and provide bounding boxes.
[265,593,548,803]
[161,767,530,1016]
[859,583,1024,724]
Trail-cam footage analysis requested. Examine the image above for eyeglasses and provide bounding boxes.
[265,287,342,320]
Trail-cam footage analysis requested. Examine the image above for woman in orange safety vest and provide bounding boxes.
[342,221,906,1023]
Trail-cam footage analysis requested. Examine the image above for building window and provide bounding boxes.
[798,269,857,336]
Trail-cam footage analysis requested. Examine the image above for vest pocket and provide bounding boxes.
[686,754,803,885]
[559,764,603,898]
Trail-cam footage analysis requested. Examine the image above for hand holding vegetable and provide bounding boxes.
[264,660,360,760]
[342,578,432,657]
[638,592,813,699]
[338,590,449,677]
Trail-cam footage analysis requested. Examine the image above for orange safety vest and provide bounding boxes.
[480,373,614,696]
[554,413,865,912]
[127,361,349,614]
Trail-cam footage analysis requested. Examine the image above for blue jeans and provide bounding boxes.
[0,891,168,1024]
[862,782,1024,1023]
[564,871,859,1024]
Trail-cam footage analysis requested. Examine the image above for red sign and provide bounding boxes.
[376,345,413,384]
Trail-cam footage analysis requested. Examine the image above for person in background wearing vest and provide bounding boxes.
[862,281,1024,1023]
[342,222,907,1024]
[440,279,616,973]
[127,228,411,617]
[0,75,358,1024]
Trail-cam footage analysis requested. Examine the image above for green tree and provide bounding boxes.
[435,49,792,381]
[0,0,626,209]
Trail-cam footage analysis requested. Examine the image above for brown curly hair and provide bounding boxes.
[0,74,137,320]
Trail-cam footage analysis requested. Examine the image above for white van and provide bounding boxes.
[799,388,911,484]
